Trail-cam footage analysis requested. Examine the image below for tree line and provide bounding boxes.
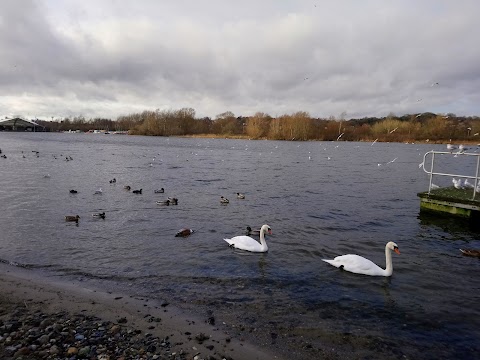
[36,109,480,142]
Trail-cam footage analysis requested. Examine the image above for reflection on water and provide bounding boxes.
[418,210,480,233]
[0,133,479,359]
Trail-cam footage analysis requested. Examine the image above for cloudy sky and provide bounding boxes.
[1,0,479,121]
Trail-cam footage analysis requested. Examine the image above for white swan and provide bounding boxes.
[322,241,400,276]
[224,224,272,253]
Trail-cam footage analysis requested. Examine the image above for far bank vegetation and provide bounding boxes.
[38,108,480,143]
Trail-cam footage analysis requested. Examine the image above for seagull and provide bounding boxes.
[389,127,398,134]
[452,178,464,189]
[336,132,344,141]
[387,157,398,164]
[236,193,245,199]
[431,183,440,189]
[431,82,439,86]
[464,179,475,189]
[371,139,378,146]
[95,188,103,194]
[447,144,456,152]
[458,144,467,153]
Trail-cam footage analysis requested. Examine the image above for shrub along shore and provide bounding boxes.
[34,109,480,144]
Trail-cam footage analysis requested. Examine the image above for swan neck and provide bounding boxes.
[384,246,393,276]
[259,229,268,250]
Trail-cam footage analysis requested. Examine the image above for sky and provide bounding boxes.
[1,0,479,121]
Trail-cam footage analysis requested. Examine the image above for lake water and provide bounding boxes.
[0,132,479,359]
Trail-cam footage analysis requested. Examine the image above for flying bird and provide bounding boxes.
[336,132,344,141]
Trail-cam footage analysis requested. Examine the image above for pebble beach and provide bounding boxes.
[0,263,278,360]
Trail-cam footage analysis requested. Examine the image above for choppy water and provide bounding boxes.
[0,132,479,359]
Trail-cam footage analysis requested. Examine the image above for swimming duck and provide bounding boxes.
[322,242,400,277]
[132,189,143,194]
[92,212,106,219]
[237,193,245,199]
[156,199,171,206]
[69,189,78,194]
[154,188,165,193]
[124,185,131,191]
[168,197,178,205]
[224,224,272,253]
[65,215,80,222]
[246,226,261,236]
[460,249,480,257]
[109,178,116,183]
[220,196,229,204]
[175,228,195,237]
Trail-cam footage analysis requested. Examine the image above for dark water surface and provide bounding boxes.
[0,132,479,359]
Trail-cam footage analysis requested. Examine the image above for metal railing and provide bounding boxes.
[421,150,480,200]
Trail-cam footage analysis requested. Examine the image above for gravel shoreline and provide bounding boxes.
[0,263,280,360]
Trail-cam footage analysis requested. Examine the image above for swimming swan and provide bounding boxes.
[224,224,272,253]
[322,241,400,276]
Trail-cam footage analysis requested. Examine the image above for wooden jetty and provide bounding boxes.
[418,149,480,221]
[418,187,480,219]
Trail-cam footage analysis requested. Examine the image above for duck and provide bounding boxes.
[156,199,170,206]
[237,192,245,199]
[167,197,178,205]
[132,189,142,194]
[224,224,272,253]
[69,189,78,194]
[154,188,165,193]
[65,215,80,222]
[246,226,261,236]
[109,178,116,184]
[94,188,103,194]
[175,228,195,237]
[220,196,229,204]
[92,212,106,219]
[124,185,131,191]
[322,241,400,277]
[460,249,480,258]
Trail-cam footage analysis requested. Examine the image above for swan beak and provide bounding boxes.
[267,230,272,235]
[394,248,400,255]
